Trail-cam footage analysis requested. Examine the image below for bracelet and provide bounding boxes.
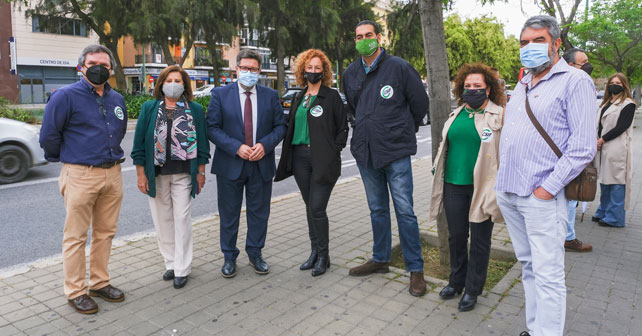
[199,172,205,176]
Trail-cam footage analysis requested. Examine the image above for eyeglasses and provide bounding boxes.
[238,66,260,73]
[96,96,106,116]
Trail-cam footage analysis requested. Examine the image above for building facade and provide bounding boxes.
[7,3,99,104]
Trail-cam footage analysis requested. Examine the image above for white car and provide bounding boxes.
[193,84,215,98]
[0,118,47,184]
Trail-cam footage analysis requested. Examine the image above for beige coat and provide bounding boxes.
[429,101,504,223]
[595,97,635,209]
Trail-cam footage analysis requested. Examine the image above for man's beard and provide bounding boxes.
[528,45,557,75]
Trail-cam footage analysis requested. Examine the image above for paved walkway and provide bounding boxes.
[1,109,641,336]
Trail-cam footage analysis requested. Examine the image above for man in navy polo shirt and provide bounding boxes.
[40,44,127,314]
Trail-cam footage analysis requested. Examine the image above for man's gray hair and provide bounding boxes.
[237,49,262,67]
[562,48,584,64]
[78,44,116,69]
[520,15,561,41]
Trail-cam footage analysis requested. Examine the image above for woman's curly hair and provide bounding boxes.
[452,63,505,107]
[294,49,334,87]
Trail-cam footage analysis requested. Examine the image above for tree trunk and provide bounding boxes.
[208,45,221,87]
[276,35,285,95]
[161,42,176,65]
[635,84,641,106]
[104,39,127,91]
[418,0,450,269]
[180,39,194,67]
[336,40,344,91]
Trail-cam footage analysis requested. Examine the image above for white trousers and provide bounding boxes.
[496,191,568,336]
[148,173,193,277]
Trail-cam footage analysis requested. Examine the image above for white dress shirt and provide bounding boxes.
[237,82,258,146]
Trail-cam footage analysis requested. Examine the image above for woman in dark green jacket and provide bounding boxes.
[131,65,210,289]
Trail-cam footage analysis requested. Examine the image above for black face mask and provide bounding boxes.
[580,62,593,76]
[305,72,323,84]
[607,84,624,95]
[462,88,488,109]
[85,65,110,85]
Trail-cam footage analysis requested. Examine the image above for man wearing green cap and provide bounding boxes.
[342,20,429,297]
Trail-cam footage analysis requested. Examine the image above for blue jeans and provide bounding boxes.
[566,200,578,241]
[357,156,423,272]
[594,184,626,227]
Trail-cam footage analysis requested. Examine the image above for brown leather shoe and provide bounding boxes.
[88,284,125,302]
[409,272,426,297]
[348,259,390,276]
[564,239,592,252]
[68,294,98,314]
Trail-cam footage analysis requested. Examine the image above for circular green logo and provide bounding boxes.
[114,106,124,120]
[310,105,323,117]
[481,128,493,143]
[380,85,394,99]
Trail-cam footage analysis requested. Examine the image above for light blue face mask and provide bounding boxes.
[238,70,258,88]
[519,43,551,69]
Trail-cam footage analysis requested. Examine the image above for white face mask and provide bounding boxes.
[162,82,184,98]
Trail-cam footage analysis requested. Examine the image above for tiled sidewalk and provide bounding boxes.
[1,109,641,335]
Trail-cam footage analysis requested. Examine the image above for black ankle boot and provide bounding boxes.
[311,253,330,276]
[300,248,318,270]
[311,215,330,277]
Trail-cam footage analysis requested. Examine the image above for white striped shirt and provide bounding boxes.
[495,60,597,196]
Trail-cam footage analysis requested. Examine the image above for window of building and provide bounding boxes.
[32,15,89,37]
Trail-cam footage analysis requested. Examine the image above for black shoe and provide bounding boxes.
[162,270,174,281]
[173,276,187,289]
[439,285,463,300]
[458,293,477,312]
[591,216,602,222]
[519,332,531,336]
[300,249,318,270]
[598,220,621,227]
[311,254,330,277]
[221,260,236,278]
[249,255,269,275]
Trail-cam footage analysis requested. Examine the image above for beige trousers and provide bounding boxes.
[59,163,123,299]
[148,173,193,277]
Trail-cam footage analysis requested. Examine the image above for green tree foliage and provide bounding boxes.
[571,0,642,85]
[323,0,375,89]
[190,0,257,87]
[20,0,139,90]
[128,0,184,66]
[446,15,521,83]
[257,0,339,94]
[388,4,521,83]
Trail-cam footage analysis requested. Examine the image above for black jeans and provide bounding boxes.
[292,145,335,254]
[443,182,494,296]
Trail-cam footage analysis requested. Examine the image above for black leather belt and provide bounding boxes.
[94,158,125,169]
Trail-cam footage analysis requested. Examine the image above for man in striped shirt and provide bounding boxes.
[495,16,597,336]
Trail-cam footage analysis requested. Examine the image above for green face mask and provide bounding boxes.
[356,38,379,57]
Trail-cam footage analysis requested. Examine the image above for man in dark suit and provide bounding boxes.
[207,49,287,278]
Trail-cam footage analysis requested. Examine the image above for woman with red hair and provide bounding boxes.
[275,49,348,276]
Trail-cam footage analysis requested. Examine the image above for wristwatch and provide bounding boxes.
[199,172,205,176]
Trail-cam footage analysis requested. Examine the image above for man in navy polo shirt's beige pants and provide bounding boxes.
[40,45,128,314]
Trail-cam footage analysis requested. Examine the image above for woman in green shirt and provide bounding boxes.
[429,63,505,312]
[275,49,348,277]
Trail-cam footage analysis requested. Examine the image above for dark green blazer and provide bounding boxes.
[131,99,210,198]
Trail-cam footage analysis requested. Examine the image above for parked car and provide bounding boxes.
[193,84,215,98]
[0,118,47,184]
[280,88,303,119]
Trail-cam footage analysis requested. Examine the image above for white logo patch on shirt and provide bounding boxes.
[310,105,323,117]
[380,85,394,99]
[114,106,124,120]
[481,128,493,143]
